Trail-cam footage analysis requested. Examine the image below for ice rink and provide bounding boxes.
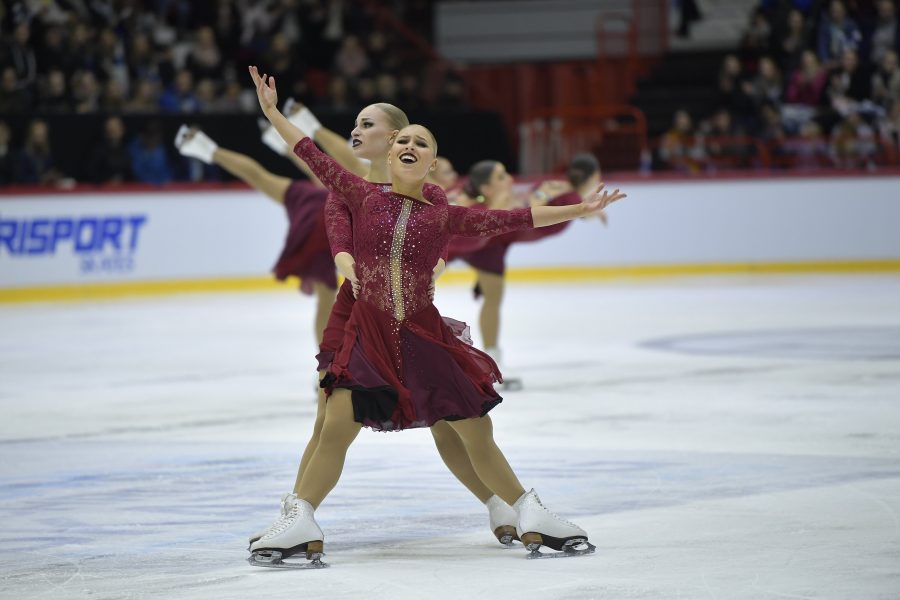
[1,274,899,600]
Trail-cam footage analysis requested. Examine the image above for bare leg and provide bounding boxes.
[476,270,504,349]
[211,147,292,203]
[446,415,526,506]
[295,389,361,508]
[430,420,494,503]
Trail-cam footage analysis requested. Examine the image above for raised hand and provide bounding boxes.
[582,183,626,216]
[248,65,278,113]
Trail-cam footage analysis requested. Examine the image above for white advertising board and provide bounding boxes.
[1,175,898,290]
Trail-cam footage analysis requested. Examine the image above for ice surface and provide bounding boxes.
[1,275,899,600]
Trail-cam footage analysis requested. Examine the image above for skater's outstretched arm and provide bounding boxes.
[212,147,292,203]
[264,101,365,183]
[530,183,625,227]
[447,183,624,237]
[251,67,307,149]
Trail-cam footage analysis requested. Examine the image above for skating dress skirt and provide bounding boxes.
[295,138,535,431]
[272,181,338,295]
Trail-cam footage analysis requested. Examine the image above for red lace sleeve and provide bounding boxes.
[447,205,534,238]
[513,191,581,243]
[422,183,450,260]
[324,191,353,257]
[292,137,370,210]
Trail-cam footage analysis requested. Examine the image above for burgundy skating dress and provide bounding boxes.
[295,138,535,431]
[316,182,447,372]
[272,181,338,294]
[447,192,582,296]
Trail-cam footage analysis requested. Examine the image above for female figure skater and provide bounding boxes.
[174,125,336,343]
[207,100,529,548]
[448,156,604,388]
[247,67,625,566]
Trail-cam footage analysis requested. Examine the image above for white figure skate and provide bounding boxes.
[259,119,288,156]
[247,495,328,569]
[247,492,293,549]
[173,125,217,164]
[514,489,595,559]
[284,98,322,139]
[486,495,519,547]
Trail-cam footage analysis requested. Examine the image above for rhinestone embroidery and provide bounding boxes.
[389,197,413,322]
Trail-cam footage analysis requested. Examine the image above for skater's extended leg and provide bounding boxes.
[445,415,525,506]
[476,270,504,349]
[211,147,292,203]
[430,420,493,502]
[295,389,361,508]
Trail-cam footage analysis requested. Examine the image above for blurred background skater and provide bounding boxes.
[446,153,608,390]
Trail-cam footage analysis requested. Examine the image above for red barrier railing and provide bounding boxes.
[520,105,649,174]
[651,134,900,173]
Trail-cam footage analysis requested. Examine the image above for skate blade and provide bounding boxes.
[494,525,519,548]
[248,550,329,569]
[525,539,595,559]
[501,378,523,392]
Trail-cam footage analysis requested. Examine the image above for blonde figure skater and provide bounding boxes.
[201,100,529,549]
[247,66,625,567]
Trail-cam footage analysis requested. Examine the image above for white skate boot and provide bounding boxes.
[247,492,293,549]
[514,489,595,558]
[486,347,523,391]
[285,98,322,139]
[248,495,328,569]
[259,119,288,155]
[174,125,218,164]
[485,495,519,547]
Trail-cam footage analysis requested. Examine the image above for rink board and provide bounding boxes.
[1,175,899,299]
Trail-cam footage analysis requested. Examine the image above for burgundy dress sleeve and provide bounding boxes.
[422,183,450,261]
[324,191,353,258]
[293,137,371,210]
[447,205,534,238]
[511,191,581,243]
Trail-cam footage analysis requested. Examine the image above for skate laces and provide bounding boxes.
[533,493,579,529]
[261,494,299,539]
[279,493,295,516]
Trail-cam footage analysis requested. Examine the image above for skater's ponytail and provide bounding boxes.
[463,160,498,203]
[567,153,600,189]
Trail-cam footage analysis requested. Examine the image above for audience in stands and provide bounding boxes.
[14,119,62,185]
[128,121,172,185]
[0,0,462,184]
[89,116,133,184]
[661,0,900,172]
[0,121,12,184]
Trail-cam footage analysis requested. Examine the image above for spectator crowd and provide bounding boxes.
[659,0,900,171]
[0,0,464,185]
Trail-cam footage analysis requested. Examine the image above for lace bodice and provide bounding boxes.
[325,182,446,260]
[295,138,533,321]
